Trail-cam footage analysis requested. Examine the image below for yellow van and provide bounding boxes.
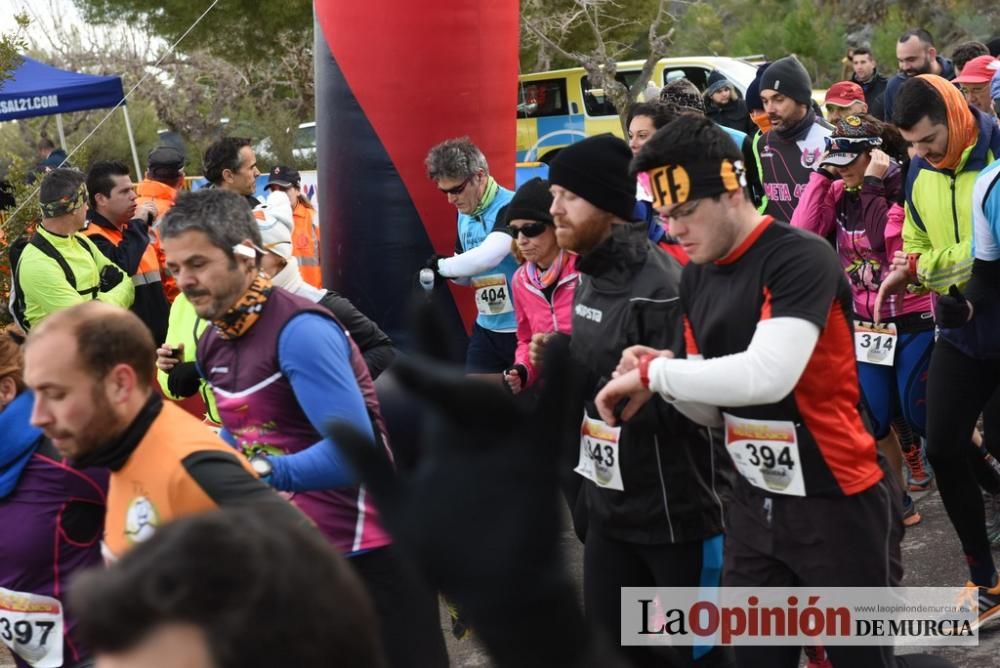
[517,56,761,162]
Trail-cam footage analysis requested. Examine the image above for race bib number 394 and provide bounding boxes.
[0,587,63,668]
[471,274,513,315]
[723,414,805,496]
[575,413,624,491]
[854,321,897,366]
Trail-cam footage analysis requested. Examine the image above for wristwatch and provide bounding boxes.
[249,455,273,479]
[638,353,657,389]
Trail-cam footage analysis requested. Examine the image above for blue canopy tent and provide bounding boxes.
[0,55,141,177]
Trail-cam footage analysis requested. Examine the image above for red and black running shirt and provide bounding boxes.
[680,216,882,497]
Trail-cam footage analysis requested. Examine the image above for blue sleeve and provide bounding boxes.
[218,427,236,446]
[266,313,375,491]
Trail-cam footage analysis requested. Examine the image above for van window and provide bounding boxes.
[517,79,569,118]
[580,72,642,116]
[294,124,316,150]
[662,67,711,91]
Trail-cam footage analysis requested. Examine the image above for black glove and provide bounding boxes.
[502,363,527,393]
[326,305,621,667]
[98,265,125,292]
[423,254,445,274]
[418,254,448,289]
[935,285,973,328]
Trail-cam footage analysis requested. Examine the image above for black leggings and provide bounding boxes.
[349,545,449,668]
[924,338,1000,559]
[584,529,734,667]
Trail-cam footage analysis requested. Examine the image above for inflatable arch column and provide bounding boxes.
[314,0,520,355]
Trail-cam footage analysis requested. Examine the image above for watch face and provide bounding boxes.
[251,457,272,477]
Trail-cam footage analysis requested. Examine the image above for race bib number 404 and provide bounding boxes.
[854,321,897,366]
[576,413,624,491]
[0,587,63,668]
[723,414,805,496]
[471,274,513,316]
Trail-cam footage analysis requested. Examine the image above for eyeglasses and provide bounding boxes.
[439,175,476,196]
[662,199,704,221]
[506,221,551,238]
[824,136,881,152]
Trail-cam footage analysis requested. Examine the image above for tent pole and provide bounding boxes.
[121,106,142,179]
[55,114,67,151]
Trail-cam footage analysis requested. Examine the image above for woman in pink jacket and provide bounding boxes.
[791,114,933,526]
[502,178,579,394]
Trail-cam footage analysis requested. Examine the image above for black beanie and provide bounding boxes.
[505,177,553,224]
[759,56,813,106]
[548,134,635,221]
[744,62,770,112]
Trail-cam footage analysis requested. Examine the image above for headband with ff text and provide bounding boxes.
[645,159,747,209]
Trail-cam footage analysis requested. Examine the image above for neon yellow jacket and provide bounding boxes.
[18,225,134,328]
[157,293,220,424]
[902,108,1000,295]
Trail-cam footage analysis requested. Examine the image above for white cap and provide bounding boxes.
[255,190,294,259]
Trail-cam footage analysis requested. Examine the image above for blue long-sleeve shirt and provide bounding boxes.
[265,313,376,491]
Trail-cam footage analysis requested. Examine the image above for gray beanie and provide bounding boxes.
[759,56,813,106]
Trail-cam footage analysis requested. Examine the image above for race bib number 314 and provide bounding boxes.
[0,587,63,668]
[854,321,897,366]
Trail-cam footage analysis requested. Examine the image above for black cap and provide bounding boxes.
[147,145,185,171]
[505,177,553,224]
[548,134,635,221]
[266,165,301,188]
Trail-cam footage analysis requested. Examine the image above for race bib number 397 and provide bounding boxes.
[0,587,63,668]
[723,414,805,496]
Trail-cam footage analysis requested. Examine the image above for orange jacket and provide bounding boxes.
[135,181,180,301]
[84,220,177,300]
[292,201,322,288]
[103,402,256,560]
[135,179,178,221]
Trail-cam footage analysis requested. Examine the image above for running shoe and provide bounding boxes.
[902,494,921,527]
[446,600,472,641]
[958,579,1000,631]
[803,644,833,668]
[903,445,934,492]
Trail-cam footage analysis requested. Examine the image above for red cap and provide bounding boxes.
[954,55,1000,84]
[825,81,866,107]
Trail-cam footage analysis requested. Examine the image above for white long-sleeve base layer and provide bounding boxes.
[647,317,821,427]
[436,232,513,278]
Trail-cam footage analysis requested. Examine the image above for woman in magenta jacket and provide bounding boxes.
[502,178,579,394]
[791,114,934,526]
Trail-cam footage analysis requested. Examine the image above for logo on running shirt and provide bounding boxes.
[124,496,160,544]
[575,303,603,323]
[800,147,822,168]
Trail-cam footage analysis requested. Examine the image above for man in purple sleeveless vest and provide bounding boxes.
[0,331,107,668]
[160,189,447,668]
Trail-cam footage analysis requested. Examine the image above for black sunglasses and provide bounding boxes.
[506,221,551,238]
[439,174,475,196]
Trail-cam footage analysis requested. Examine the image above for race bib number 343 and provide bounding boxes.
[723,414,805,496]
[575,413,624,491]
[0,587,63,668]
